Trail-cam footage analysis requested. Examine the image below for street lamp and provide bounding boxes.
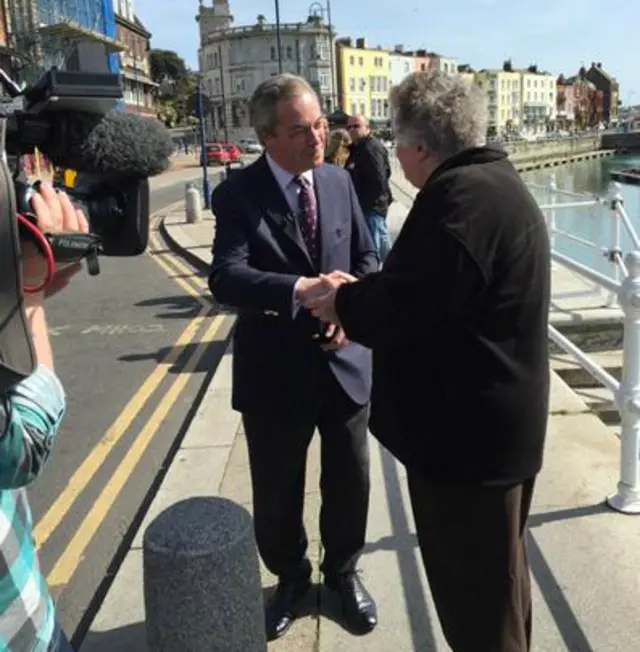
[308,1,335,112]
[197,77,211,209]
[274,0,283,73]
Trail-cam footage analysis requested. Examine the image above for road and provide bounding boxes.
[27,169,235,647]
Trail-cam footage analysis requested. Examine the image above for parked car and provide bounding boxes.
[223,143,243,162]
[238,138,263,154]
[205,143,230,166]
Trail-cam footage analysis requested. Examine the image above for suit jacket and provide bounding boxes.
[209,155,379,416]
[335,147,551,484]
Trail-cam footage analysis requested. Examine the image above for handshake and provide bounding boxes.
[293,271,358,350]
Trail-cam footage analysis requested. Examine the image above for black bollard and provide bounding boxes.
[143,497,267,652]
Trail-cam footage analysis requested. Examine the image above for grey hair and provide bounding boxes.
[250,73,317,142]
[391,71,488,160]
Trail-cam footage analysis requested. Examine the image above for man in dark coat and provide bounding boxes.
[302,70,551,652]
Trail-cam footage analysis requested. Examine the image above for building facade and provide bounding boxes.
[113,0,155,116]
[6,0,122,85]
[475,69,522,135]
[585,62,619,126]
[198,0,336,142]
[335,37,390,123]
[520,67,557,135]
[428,53,457,75]
[413,49,430,73]
[388,46,413,87]
[556,75,575,128]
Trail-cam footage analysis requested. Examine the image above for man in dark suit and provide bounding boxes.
[208,73,379,641]
[304,71,551,652]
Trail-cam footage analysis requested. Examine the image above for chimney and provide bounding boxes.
[355,37,366,49]
[394,44,404,53]
[597,62,602,68]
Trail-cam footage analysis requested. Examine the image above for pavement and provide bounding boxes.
[80,165,640,651]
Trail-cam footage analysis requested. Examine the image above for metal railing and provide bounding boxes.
[535,178,640,514]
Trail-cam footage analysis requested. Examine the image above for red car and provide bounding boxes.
[223,143,242,162]
[205,143,230,166]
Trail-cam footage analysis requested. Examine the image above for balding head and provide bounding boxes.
[347,113,370,143]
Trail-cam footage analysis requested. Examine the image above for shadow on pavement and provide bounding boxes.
[369,444,598,651]
[135,295,206,319]
[118,340,227,374]
[80,621,146,652]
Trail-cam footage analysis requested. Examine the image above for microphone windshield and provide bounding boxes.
[49,111,174,177]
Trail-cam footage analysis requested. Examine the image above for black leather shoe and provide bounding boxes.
[325,571,378,634]
[265,576,312,641]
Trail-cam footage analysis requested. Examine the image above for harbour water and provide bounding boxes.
[523,155,640,278]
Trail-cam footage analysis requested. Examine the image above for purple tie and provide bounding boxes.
[293,175,319,265]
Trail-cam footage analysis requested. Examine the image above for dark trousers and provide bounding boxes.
[408,473,535,652]
[243,372,370,582]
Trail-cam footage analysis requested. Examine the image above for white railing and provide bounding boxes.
[539,179,640,513]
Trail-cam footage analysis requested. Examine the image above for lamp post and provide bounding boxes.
[197,77,211,209]
[309,1,336,112]
[218,43,229,143]
[274,0,283,73]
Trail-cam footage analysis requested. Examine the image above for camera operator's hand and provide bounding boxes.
[22,182,89,300]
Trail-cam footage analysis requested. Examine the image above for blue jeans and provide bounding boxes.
[48,621,75,652]
[365,211,392,266]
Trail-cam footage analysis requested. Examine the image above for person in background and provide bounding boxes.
[302,70,551,652]
[345,115,393,265]
[325,128,352,167]
[0,183,88,652]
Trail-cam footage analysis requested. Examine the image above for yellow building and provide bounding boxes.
[335,38,391,123]
[475,69,523,134]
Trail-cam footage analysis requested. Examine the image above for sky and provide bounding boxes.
[134,0,638,103]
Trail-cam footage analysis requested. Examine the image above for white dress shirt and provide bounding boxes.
[265,154,316,316]
[266,153,315,215]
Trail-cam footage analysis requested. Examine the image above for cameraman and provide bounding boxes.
[1,183,87,652]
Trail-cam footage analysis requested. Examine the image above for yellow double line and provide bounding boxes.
[39,213,229,590]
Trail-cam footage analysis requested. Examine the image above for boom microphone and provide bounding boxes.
[45,111,174,176]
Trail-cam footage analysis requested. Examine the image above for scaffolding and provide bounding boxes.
[6,0,122,82]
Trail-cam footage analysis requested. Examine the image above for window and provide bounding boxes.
[349,56,354,65]
[349,77,355,91]
[370,99,376,116]
[351,102,357,115]
[320,73,329,88]
[270,46,276,60]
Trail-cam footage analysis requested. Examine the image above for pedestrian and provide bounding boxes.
[0,183,89,652]
[208,73,379,641]
[301,70,551,652]
[325,128,352,167]
[345,115,394,265]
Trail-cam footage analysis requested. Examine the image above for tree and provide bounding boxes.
[150,49,190,96]
[150,49,193,126]
[502,59,513,72]
[527,64,538,74]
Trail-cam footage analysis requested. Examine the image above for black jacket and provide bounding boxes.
[346,137,393,217]
[335,147,551,484]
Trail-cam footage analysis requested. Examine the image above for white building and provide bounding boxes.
[519,68,557,135]
[198,0,336,142]
[388,46,413,87]
[429,53,457,76]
